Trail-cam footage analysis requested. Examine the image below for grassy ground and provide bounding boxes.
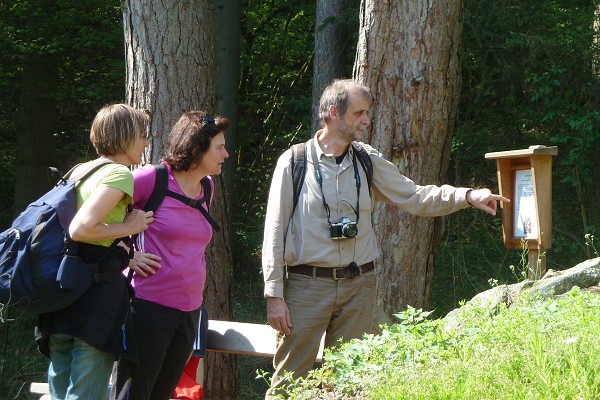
[283,287,600,399]
[0,313,47,400]
[0,288,272,400]
[232,275,273,400]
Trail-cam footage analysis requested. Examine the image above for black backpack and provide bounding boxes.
[0,158,116,320]
[290,141,373,213]
[143,164,220,231]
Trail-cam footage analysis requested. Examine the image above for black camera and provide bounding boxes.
[330,217,358,239]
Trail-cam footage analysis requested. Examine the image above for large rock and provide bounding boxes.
[529,257,600,298]
[444,257,600,330]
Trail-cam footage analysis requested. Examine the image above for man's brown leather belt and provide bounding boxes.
[288,261,374,280]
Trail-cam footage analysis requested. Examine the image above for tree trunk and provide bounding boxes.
[122,1,237,398]
[215,0,241,217]
[587,3,600,253]
[354,0,464,314]
[311,0,344,135]
[14,52,58,216]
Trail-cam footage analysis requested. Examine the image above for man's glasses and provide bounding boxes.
[201,114,215,127]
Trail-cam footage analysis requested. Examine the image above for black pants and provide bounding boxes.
[111,298,200,400]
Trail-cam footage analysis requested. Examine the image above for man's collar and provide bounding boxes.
[314,129,352,158]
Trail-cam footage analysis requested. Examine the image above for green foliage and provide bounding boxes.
[439,0,600,308]
[280,287,600,399]
[233,276,272,399]
[0,134,16,229]
[0,2,124,396]
[0,315,47,400]
[585,233,599,257]
[0,0,124,229]
[236,0,314,226]
[432,207,521,316]
[233,0,315,277]
[457,0,600,259]
[233,0,360,274]
[1,1,600,398]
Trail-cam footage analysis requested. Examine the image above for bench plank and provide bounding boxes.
[206,320,324,362]
[207,320,276,357]
[30,382,49,395]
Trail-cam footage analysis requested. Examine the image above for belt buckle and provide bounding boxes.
[332,268,348,280]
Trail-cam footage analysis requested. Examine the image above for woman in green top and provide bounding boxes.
[36,104,154,400]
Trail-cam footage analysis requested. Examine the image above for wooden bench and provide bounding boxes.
[30,320,325,398]
[207,319,324,360]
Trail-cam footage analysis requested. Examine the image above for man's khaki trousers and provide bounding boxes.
[266,269,376,399]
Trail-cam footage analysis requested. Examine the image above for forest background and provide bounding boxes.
[1,0,599,399]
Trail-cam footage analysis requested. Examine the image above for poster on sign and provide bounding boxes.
[513,169,538,239]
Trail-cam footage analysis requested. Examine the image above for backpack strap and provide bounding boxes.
[290,140,373,213]
[163,189,220,232]
[60,158,124,277]
[291,142,307,214]
[200,177,212,212]
[59,158,115,184]
[143,164,169,213]
[352,142,373,195]
[145,164,220,231]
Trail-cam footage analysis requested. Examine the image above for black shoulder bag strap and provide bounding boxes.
[352,142,373,195]
[127,164,220,279]
[200,177,212,212]
[291,140,372,214]
[144,164,169,213]
[146,164,220,231]
[291,142,307,214]
[59,158,124,280]
[163,189,220,232]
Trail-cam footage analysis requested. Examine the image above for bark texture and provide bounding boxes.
[354,0,464,314]
[215,0,241,216]
[122,1,236,398]
[311,0,345,134]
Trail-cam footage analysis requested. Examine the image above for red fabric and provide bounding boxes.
[173,357,203,400]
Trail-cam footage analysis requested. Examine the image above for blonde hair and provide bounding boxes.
[90,104,149,156]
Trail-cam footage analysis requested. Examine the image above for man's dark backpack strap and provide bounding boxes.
[291,142,307,214]
[352,142,373,195]
[290,140,373,213]
[145,164,220,231]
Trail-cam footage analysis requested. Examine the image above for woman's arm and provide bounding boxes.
[69,185,153,242]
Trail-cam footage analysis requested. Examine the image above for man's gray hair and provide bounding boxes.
[318,79,373,126]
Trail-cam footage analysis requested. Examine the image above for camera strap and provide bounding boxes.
[310,139,361,226]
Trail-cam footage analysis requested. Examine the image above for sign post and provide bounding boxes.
[485,145,558,280]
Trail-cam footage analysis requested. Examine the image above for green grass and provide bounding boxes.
[280,287,600,399]
[232,271,274,400]
[0,280,272,400]
[0,313,47,400]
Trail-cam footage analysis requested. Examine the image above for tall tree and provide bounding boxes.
[310,0,361,135]
[354,0,464,314]
[121,1,237,398]
[311,0,344,134]
[215,0,241,215]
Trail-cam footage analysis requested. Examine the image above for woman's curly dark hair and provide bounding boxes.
[163,111,230,171]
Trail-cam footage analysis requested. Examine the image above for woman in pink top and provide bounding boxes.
[111,111,229,400]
